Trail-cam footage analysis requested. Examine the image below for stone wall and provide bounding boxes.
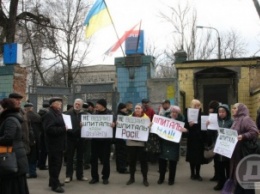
[250,88,260,122]
[0,64,27,100]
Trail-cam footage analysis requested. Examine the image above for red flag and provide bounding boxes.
[105,21,141,56]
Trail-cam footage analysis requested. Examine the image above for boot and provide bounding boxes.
[157,174,165,184]
[126,174,135,185]
[143,177,149,187]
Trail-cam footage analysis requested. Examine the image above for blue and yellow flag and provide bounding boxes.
[84,0,111,38]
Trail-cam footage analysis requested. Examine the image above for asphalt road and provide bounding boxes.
[27,155,244,194]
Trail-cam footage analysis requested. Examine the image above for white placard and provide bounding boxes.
[62,114,72,129]
[207,113,219,130]
[151,114,184,143]
[81,115,113,138]
[214,128,238,158]
[201,116,209,131]
[116,115,150,141]
[187,108,199,124]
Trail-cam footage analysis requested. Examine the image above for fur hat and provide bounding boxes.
[96,99,107,108]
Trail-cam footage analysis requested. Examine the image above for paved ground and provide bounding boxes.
[27,156,222,194]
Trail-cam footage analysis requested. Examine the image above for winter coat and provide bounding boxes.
[42,107,67,152]
[184,108,207,164]
[0,109,28,176]
[64,108,84,139]
[27,111,42,145]
[230,103,259,180]
[215,104,233,161]
[159,114,185,161]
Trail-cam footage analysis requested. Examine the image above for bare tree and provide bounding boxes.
[41,0,90,87]
[221,30,247,58]
[0,0,50,53]
[158,1,248,62]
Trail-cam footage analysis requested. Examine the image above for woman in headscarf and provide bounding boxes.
[230,103,258,194]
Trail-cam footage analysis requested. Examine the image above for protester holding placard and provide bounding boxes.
[126,103,150,187]
[185,99,206,181]
[212,104,233,191]
[229,103,258,194]
[115,103,128,174]
[89,99,115,185]
[64,99,88,183]
[157,105,187,186]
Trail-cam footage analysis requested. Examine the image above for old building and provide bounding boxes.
[175,49,260,120]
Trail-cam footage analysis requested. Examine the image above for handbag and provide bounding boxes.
[0,146,18,177]
[204,145,215,159]
[145,133,161,153]
[241,138,260,157]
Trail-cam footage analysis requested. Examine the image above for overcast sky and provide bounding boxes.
[86,0,260,65]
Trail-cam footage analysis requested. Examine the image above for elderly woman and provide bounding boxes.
[0,98,29,194]
[157,105,187,185]
[126,103,150,187]
[185,99,206,181]
[230,103,258,194]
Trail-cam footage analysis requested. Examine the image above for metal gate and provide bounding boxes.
[28,82,118,113]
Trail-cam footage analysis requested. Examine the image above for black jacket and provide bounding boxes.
[64,108,84,139]
[0,109,28,175]
[42,107,67,152]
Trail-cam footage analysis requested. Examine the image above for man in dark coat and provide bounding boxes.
[37,102,49,170]
[42,97,67,193]
[89,99,115,185]
[64,98,88,183]
[24,102,42,178]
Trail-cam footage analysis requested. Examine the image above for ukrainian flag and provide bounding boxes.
[84,0,112,38]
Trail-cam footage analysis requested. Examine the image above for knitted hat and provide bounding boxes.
[96,99,107,108]
[49,97,62,105]
[117,103,126,110]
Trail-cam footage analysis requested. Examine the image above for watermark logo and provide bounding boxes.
[236,154,260,189]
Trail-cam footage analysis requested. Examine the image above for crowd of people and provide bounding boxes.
[0,93,259,194]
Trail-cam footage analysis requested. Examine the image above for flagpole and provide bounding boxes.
[135,20,142,53]
[103,0,125,57]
